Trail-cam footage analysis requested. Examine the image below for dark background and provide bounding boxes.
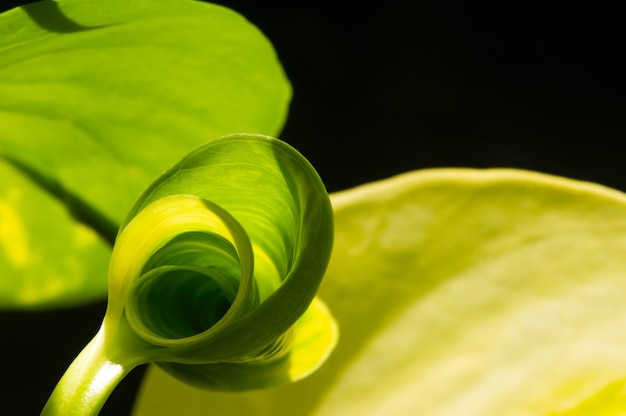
[1,0,624,414]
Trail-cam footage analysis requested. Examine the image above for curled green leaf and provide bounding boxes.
[42,134,336,415]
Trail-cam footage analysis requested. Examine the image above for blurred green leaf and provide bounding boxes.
[134,168,626,415]
[0,0,290,308]
[0,159,110,308]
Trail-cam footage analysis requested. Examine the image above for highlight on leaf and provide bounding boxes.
[41,134,337,415]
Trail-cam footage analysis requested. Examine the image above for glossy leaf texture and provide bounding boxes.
[135,168,626,415]
[0,0,290,308]
[102,134,335,390]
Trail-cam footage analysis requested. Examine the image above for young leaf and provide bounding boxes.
[134,168,626,415]
[42,134,336,415]
[0,0,290,308]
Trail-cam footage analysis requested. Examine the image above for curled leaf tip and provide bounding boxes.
[107,134,337,389]
[42,134,337,415]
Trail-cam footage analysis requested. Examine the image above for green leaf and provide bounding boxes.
[106,135,336,381]
[42,134,336,414]
[0,0,290,308]
[134,168,626,415]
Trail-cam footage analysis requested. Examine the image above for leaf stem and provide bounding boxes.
[40,327,137,416]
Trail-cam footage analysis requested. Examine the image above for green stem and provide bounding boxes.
[41,326,137,416]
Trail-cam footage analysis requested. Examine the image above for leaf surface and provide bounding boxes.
[103,134,336,390]
[0,0,290,308]
[134,168,626,415]
[0,159,110,308]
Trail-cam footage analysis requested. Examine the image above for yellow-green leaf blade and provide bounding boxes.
[134,168,626,415]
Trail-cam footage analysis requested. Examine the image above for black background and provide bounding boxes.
[1,0,624,414]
